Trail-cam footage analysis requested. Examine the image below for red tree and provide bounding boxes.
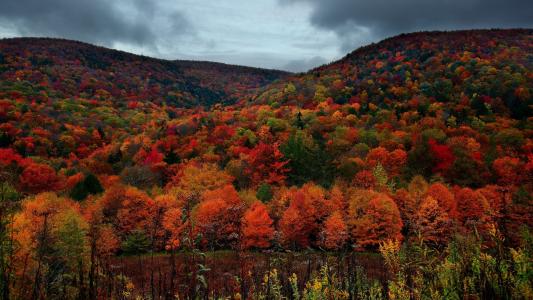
[279,184,329,249]
[241,201,274,250]
[194,185,244,248]
[19,163,62,194]
[492,156,524,186]
[99,185,155,236]
[454,187,491,231]
[321,211,348,250]
[428,139,455,173]
[427,183,458,220]
[242,142,288,186]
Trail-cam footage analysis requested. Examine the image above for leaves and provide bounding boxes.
[194,185,244,249]
[321,211,348,250]
[348,191,403,250]
[241,201,274,249]
[19,163,62,194]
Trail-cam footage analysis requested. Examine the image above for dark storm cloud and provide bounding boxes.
[282,0,533,51]
[0,0,191,46]
[3,0,526,71]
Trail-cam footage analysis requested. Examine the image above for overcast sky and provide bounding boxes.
[1,0,532,72]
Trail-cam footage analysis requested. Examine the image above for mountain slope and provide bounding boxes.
[0,37,289,108]
[256,29,532,119]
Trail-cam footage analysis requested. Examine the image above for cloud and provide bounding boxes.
[283,56,328,72]
[4,0,526,71]
[0,0,192,47]
[280,0,533,51]
[0,0,340,70]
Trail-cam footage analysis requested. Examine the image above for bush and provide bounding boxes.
[121,230,150,255]
[70,173,104,201]
[256,183,273,202]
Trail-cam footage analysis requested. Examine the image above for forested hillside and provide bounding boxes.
[0,37,288,108]
[0,29,532,299]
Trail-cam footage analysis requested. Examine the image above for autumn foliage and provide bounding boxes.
[0,29,531,300]
[19,163,62,194]
[241,201,274,249]
[194,185,245,248]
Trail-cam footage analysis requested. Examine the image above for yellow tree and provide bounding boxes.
[413,196,451,245]
[13,193,87,299]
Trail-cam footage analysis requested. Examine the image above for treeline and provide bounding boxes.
[0,165,532,298]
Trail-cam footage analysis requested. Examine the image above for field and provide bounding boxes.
[110,251,385,299]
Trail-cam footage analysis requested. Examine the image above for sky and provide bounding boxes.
[0,0,532,72]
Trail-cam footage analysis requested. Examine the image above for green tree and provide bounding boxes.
[281,131,335,187]
[54,212,88,299]
[256,183,273,203]
[0,181,19,300]
[70,173,104,201]
[121,230,150,255]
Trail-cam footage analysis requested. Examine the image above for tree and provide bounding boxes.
[386,149,408,177]
[366,147,407,177]
[54,211,89,299]
[413,196,451,245]
[328,185,347,212]
[454,187,491,231]
[321,211,348,250]
[492,156,524,186]
[428,139,455,174]
[120,165,161,190]
[0,180,20,300]
[477,185,504,220]
[99,185,155,237]
[407,136,435,178]
[117,187,155,235]
[142,146,165,168]
[347,190,403,250]
[166,162,233,194]
[446,147,487,187]
[12,193,85,299]
[256,183,273,203]
[194,185,244,249]
[366,147,388,170]
[279,204,311,249]
[157,194,184,251]
[19,163,62,194]
[354,170,376,189]
[84,201,119,299]
[427,183,457,220]
[243,143,288,186]
[241,202,274,250]
[0,148,29,169]
[393,176,429,231]
[279,184,329,249]
[121,229,150,254]
[372,163,390,191]
[281,131,335,187]
[84,173,103,194]
[70,173,103,201]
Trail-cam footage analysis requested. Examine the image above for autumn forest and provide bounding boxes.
[0,29,532,299]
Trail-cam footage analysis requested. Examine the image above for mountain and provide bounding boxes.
[1,29,532,300]
[0,37,289,108]
[256,29,532,119]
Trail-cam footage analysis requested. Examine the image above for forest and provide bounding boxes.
[0,29,532,299]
